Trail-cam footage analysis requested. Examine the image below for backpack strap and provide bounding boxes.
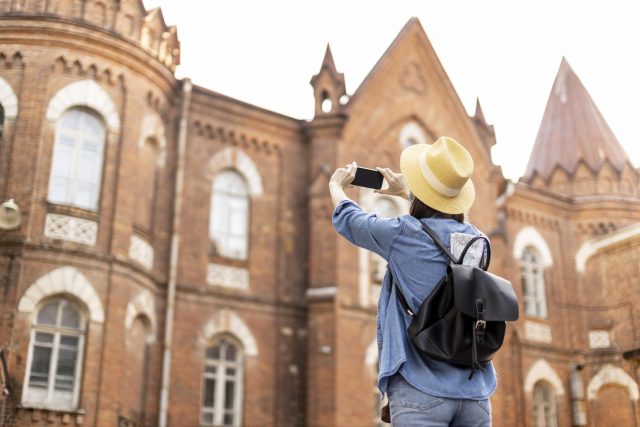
[420,223,458,264]
[388,267,415,317]
[422,222,491,270]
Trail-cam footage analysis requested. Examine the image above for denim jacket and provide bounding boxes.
[332,199,496,400]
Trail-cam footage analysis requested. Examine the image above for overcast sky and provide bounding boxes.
[144,0,640,180]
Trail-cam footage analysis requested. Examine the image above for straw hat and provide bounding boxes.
[400,136,475,214]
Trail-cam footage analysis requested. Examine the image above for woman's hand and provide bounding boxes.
[375,167,411,200]
[329,162,357,190]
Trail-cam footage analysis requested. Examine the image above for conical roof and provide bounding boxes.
[523,58,630,180]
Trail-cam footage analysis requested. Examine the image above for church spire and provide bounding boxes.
[523,58,630,181]
[310,44,346,117]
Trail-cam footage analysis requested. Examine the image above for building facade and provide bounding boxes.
[1,2,639,426]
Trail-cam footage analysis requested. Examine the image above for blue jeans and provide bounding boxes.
[387,374,492,426]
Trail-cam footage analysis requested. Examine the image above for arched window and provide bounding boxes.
[210,170,250,260]
[370,198,401,283]
[533,382,558,427]
[124,315,151,421]
[521,246,547,318]
[48,108,106,210]
[136,137,160,229]
[201,336,244,426]
[22,298,86,409]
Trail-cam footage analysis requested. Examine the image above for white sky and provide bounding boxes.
[145,0,640,180]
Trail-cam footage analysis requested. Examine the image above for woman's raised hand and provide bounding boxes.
[329,162,357,189]
[375,167,411,200]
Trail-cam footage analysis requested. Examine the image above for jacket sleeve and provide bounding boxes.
[332,200,402,259]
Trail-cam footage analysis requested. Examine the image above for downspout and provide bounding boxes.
[569,362,587,426]
[158,78,192,427]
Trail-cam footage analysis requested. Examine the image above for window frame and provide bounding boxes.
[532,381,558,427]
[520,246,548,318]
[47,107,108,211]
[21,298,87,411]
[209,169,251,261]
[200,336,244,427]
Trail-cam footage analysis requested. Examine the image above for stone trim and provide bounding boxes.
[138,112,167,167]
[513,226,553,267]
[17,266,104,323]
[201,310,258,357]
[588,330,611,349]
[364,338,378,378]
[524,359,565,396]
[124,290,157,343]
[575,222,640,273]
[399,121,429,147]
[0,76,18,119]
[44,213,98,246]
[524,320,552,343]
[45,80,120,131]
[587,364,639,400]
[305,287,336,301]
[129,235,154,270]
[206,263,249,290]
[205,147,264,196]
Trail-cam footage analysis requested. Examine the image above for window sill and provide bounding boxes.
[208,253,249,268]
[46,202,99,221]
[18,404,86,424]
[19,403,85,414]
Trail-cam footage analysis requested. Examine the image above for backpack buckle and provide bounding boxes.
[475,320,486,333]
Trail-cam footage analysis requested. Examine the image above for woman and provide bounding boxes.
[329,137,494,426]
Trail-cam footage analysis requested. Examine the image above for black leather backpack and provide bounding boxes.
[392,223,519,378]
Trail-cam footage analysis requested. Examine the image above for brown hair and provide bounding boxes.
[410,195,465,223]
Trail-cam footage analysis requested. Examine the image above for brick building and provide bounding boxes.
[0,2,639,426]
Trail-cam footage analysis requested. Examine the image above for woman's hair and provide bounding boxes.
[410,195,465,223]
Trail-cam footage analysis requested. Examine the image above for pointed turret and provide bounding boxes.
[523,58,631,182]
[310,44,346,116]
[474,97,487,124]
[472,97,496,150]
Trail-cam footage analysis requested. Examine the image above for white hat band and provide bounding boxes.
[418,154,461,198]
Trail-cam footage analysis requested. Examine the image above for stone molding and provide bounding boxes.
[513,226,553,267]
[587,364,639,401]
[524,320,552,343]
[588,330,611,349]
[206,263,249,290]
[0,76,18,119]
[46,80,120,131]
[524,359,565,396]
[18,266,104,323]
[205,147,264,196]
[129,235,154,270]
[364,338,378,378]
[138,112,167,167]
[201,310,258,357]
[575,222,640,273]
[44,213,98,246]
[398,121,429,147]
[124,290,157,343]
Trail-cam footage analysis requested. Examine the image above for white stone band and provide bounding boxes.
[418,153,461,197]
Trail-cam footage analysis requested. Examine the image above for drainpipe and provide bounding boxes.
[570,362,587,426]
[158,78,192,427]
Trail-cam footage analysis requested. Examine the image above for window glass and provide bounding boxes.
[23,299,85,409]
[521,247,547,318]
[201,337,244,426]
[210,170,249,260]
[533,382,557,427]
[48,108,106,210]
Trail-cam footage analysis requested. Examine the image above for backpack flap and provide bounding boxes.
[450,265,519,322]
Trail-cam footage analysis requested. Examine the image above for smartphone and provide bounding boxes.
[352,167,384,189]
